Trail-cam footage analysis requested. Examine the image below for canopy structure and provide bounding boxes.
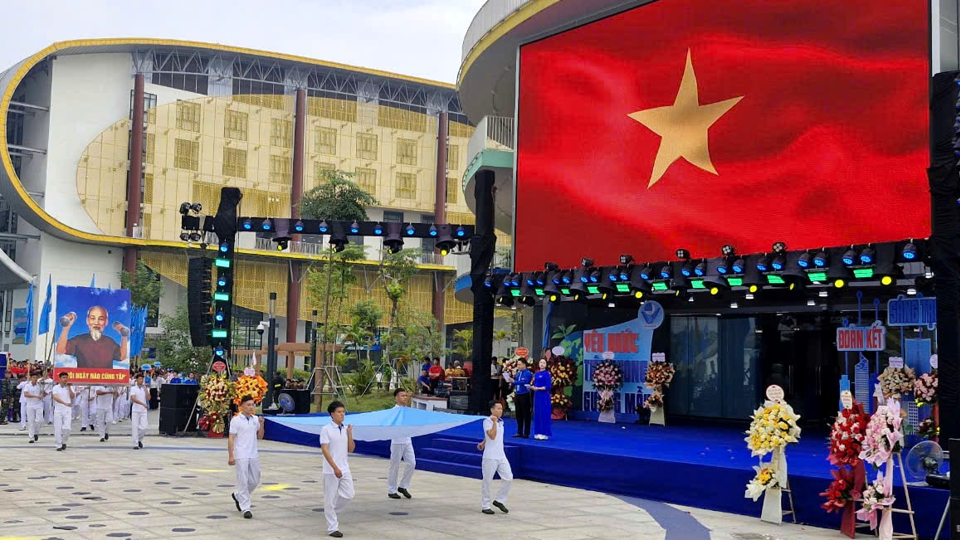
[266,407,484,442]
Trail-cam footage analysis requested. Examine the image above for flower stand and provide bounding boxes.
[887,452,917,540]
[648,406,665,426]
[760,448,796,525]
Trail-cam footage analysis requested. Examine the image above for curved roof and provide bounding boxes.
[0,39,456,269]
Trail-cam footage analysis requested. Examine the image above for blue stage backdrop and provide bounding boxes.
[580,302,665,415]
[53,286,131,384]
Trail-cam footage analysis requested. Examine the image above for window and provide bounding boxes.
[224,110,249,141]
[316,127,337,155]
[269,154,291,183]
[176,101,201,132]
[355,167,377,192]
[356,133,378,161]
[397,138,418,166]
[446,177,459,204]
[383,210,403,223]
[447,144,460,170]
[174,138,200,171]
[130,91,158,123]
[143,173,154,205]
[144,133,155,165]
[222,148,247,178]
[314,162,336,184]
[395,172,417,199]
[270,119,293,148]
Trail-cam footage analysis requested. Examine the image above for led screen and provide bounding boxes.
[515,0,929,270]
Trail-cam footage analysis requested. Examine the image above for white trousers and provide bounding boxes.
[96,408,111,438]
[234,458,261,512]
[387,442,416,493]
[54,409,71,446]
[81,400,94,427]
[481,458,513,510]
[323,473,355,533]
[19,401,27,428]
[43,396,53,423]
[25,406,43,438]
[131,411,148,444]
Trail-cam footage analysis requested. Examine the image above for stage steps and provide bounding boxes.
[414,437,521,480]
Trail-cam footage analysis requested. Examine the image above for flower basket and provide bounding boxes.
[878,365,916,400]
[913,370,938,405]
[551,406,568,420]
[199,374,234,435]
[233,374,268,406]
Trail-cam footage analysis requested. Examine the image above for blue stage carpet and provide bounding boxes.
[265,416,948,539]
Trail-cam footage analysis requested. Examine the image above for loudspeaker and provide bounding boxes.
[158,406,198,435]
[161,384,199,409]
[187,257,213,347]
[291,389,311,414]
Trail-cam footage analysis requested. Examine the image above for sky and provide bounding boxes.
[0,0,487,84]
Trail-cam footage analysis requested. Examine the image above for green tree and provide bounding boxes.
[377,248,420,376]
[305,244,366,342]
[148,303,207,373]
[119,261,164,323]
[452,328,473,363]
[387,307,445,379]
[299,171,378,222]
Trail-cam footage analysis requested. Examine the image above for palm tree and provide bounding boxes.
[452,328,473,363]
[493,329,509,357]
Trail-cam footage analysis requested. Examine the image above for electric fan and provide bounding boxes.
[277,392,297,414]
[904,440,944,485]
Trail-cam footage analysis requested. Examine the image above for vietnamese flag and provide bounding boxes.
[515,0,929,270]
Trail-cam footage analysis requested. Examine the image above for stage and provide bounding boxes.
[265,416,948,539]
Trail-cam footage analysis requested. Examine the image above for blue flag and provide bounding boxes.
[90,274,96,288]
[24,282,34,346]
[38,276,52,336]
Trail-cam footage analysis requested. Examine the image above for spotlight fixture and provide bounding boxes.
[797,252,811,268]
[901,241,917,260]
[731,258,745,273]
[350,221,360,234]
[484,274,495,288]
[179,232,190,241]
[859,246,874,264]
[384,222,403,253]
[455,225,466,238]
[717,261,729,275]
[294,220,305,232]
[813,250,828,268]
[841,248,857,266]
[191,203,202,213]
[639,264,653,280]
[589,269,601,283]
[373,223,383,235]
[428,224,438,237]
[581,258,595,268]
[219,242,229,253]
[756,255,770,272]
[659,264,672,279]
[694,261,706,277]
[319,221,329,233]
[772,241,787,253]
[242,219,253,231]
[179,202,191,215]
[721,245,736,257]
[261,218,272,231]
[276,239,289,251]
[405,224,416,236]
[680,260,694,277]
[675,248,691,260]
[544,262,560,272]
[834,278,846,289]
[771,255,785,271]
[619,254,635,265]
[188,232,201,242]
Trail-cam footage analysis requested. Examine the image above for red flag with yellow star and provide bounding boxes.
[515,0,929,270]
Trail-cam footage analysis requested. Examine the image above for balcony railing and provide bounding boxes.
[466,115,515,172]
[462,0,532,65]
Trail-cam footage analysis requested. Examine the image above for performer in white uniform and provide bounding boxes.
[228,395,264,519]
[320,401,355,538]
[51,373,75,451]
[42,371,54,424]
[22,372,45,443]
[478,400,512,515]
[86,385,97,431]
[17,376,28,430]
[76,386,92,431]
[387,389,416,499]
[129,374,149,449]
[93,385,115,441]
[114,384,128,422]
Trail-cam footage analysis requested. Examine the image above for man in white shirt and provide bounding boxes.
[129,374,149,449]
[22,372,45,443]
[42,370,54,424]
[229,395,265,519]
[93,385,115,442]
[478,400,512,515]
[320,401,355,538]
[51,372,75,451]
[387,389,416,500]
[17,375,28,430]
[76,385,93,431]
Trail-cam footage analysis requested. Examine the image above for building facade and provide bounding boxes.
[0,39,488,363]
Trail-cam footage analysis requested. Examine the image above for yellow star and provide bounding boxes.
[628,50,743,188]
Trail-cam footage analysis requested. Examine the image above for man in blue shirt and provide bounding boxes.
[510,358,533,438]
[417,369,432,395]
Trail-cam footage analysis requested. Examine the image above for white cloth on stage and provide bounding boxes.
[323,472,355,533]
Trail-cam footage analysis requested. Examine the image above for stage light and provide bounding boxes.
[549,294,559,302]
[634,291,643,299]
[680,260,695,277]
[581,258,595,267]
[294,220,304,232]
[484,275,494,288]
[619,267,630,281]
[717,262,729,275]
[748,285,758,293]
[276,240,288,251]
[219,242,229,253]
[561,271,572,285]
[710,287,721,295]
[639,265,653,280]
[349,221,360,234]
[180,232,190,241]
[859,247,874,264]
[179,202,192,215]
[406,224,416,236]
[579,271,589,283]
[456,225,466,237]
[384,222,403,253]
[722,245,736,256]
[261,219,272,231]
[834,279,846,288]
[901,242,917,260]
[813,250,828,267]
[676,248,690,260]
[880,275,894,286]
[772,241,787,253]
[694,261,706,277]
[215,312,224,323]
[841,248,857,266]
[589,270,601,283]
[242,219,253,231]
[217,276,227,287]
[428,224,438,237]
[214,347,225,357]
[731,258,745,273]
[756,255,770,272]
[319,221,329,233]
[620,254,634,265]
[659,265,672,279]
[798,252,811,268]
[771,255,784,271]
[191,203,203,213]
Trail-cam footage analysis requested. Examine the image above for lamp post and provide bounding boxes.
[264,292,278,408]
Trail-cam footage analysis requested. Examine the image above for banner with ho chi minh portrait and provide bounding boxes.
[54,286,132,384]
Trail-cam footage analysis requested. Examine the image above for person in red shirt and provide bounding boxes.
[428,359,444,393]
